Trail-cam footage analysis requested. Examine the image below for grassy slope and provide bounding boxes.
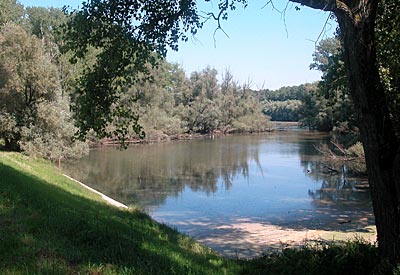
[0,152,240,275]
[1,151,392,275]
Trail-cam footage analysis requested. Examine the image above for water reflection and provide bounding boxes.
[65,136,265,206]
[64,132,374,257]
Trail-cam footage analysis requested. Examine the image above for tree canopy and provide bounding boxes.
[62,0,400,264]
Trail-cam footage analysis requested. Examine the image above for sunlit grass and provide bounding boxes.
[1,151,397,275]
[0,152,239,275]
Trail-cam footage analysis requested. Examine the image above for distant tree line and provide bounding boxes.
[0,1,270,160]
[0,1,383,166]
[260,38,358,143]
[123,65,271,142]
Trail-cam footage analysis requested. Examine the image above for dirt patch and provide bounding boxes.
[195,220,376,258]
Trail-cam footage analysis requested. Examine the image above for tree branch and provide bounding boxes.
[288,0,336,12]
[202,0,231,46]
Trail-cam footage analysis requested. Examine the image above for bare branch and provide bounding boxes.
[200,0,232,47]
[315,12,333,45]
[288,0,336,12]
[262,1,290,37]
[314,142,365,163]
[331,140,347,156]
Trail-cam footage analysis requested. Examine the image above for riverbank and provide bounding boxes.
[89,122,299,147]
[0,152,239,275]
[1,151,392,274]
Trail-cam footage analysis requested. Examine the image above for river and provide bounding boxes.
[63,131,375,258]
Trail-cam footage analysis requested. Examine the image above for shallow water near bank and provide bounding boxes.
[64,131,375,257]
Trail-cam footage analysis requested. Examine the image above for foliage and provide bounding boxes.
[0,24,59,150]
[300,37,357,140]
[121,63,270,141]
[1,1,269,152]
[62,0,204,140]
[344,141,366,173]
[259,83,315,123]
[0,0,23,26]
[263,100,301,121]
[0,23,88,162]
[19,98,89,166]
[25,6,67,61]
[375,0,400,134]
[260,85,308,102]
[241,239,395,275]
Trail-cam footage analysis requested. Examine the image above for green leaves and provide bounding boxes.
[62,0,204,140]
[0,0,24,26]
[0,24,88,161]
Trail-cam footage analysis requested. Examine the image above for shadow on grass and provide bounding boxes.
[0,162,236,275]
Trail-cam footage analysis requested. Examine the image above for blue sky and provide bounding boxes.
[19,0,336,90]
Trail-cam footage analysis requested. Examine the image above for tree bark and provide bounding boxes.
[292,0,400,262]
[334,1,400,262]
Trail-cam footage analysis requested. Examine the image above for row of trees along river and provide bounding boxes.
[1,1,363,162]
[1,0,399,264]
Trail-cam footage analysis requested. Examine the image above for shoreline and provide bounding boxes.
[89,121,304,148]
[62,175,376,259]
[62,173,129,209]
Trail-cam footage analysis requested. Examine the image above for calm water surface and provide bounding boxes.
[64,131,374,256]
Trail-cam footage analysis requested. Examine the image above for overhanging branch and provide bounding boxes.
[288,0,336,11]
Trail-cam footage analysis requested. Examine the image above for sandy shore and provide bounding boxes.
[64,173,376,259]
[195,220,376,258]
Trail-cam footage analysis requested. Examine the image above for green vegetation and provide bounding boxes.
[0,1,270,153]
[242,240,399,275]
[126,66,270,142]
[260,84,313,123]
[0,6,88,163]
[1,0,400,269]
[2,151,399,275]
[63,0,400,263]
[0,152,239,275]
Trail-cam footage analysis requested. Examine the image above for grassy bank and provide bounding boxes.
[0,152,239,275]
[1,152,396,275]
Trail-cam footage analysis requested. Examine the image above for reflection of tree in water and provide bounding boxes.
[297,142,374,230]
[307,169,371,207]
[64,132,375,231]
[300,144,371,204]
[64,136,260,207]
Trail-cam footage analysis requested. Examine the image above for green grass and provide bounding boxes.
[0,152,239,275]
[239,240,394,275]
[1,151,398,275]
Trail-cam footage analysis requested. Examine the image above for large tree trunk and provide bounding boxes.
[291,0,400,263]
[333,1,400,262]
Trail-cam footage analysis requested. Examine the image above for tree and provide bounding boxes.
[64,0,400,262]
[290,0,400,262]
[303,37,357,138]
[19,97,89,167]
[127,60,188,140]
[184,68,220,133]
[0,24,88,163]
[297,90,320,129]
[375,0,400,135]
[0,0,23,26]
[25,7,67,61]
[62,0,203,140]
[0,24,59,150]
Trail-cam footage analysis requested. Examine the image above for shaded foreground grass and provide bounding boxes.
[0,152,239,274]
[1,152,398,275]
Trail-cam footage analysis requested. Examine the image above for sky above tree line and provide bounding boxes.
[19,0,337,89]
